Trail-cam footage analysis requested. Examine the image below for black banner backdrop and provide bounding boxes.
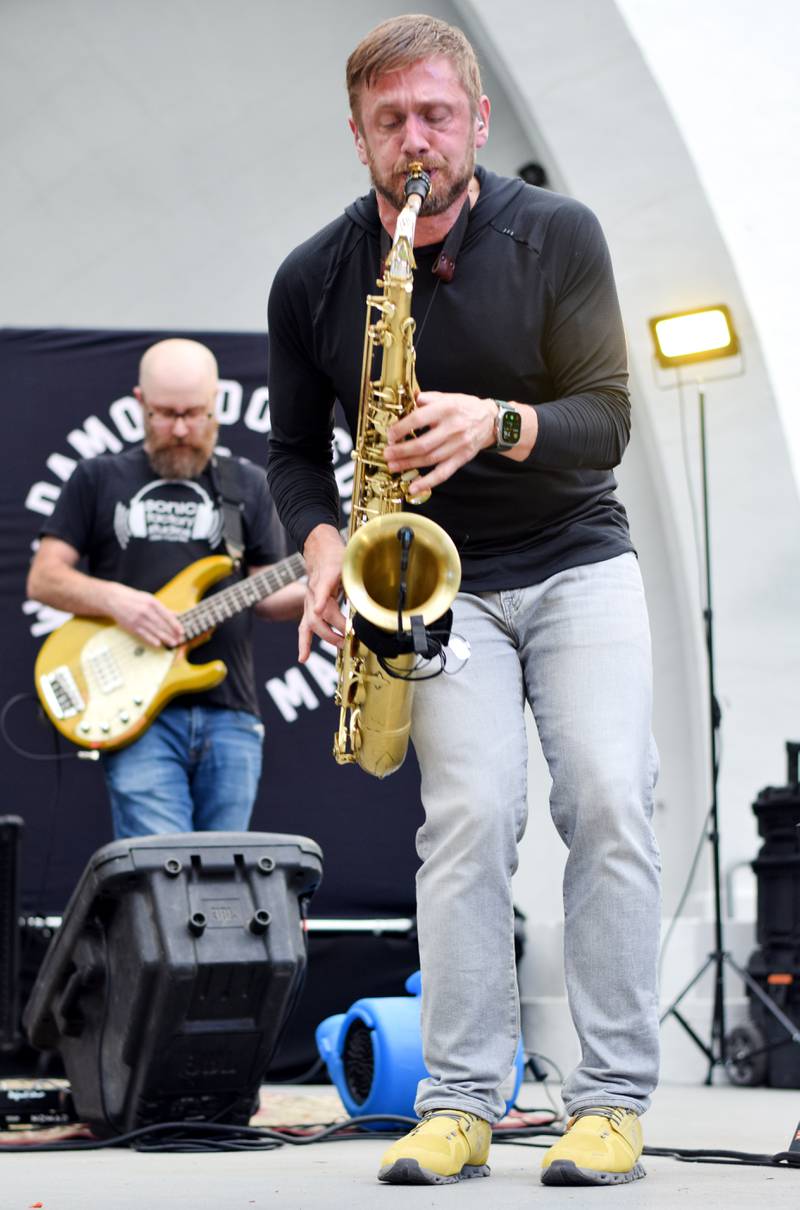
[1,327,424,922]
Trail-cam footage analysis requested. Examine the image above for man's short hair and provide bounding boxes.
[346,14,483,125]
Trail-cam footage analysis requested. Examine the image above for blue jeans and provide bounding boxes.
[410,553,661,1122]
[102,705,264,838]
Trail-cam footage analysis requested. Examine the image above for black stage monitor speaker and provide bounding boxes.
[22,832,322,1136]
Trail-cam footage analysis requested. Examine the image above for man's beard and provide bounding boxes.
[147,442,213,480]
[368,148,475,218]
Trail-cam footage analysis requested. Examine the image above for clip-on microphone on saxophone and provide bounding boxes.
[395,526,429,657]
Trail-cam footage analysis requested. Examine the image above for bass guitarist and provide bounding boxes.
[27,337,305,838]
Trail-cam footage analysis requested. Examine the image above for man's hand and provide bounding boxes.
[299,524,346,663]
[386,391,538,493]
[385,391,496,494]
[105,583,184,648]
[27,535,183,648]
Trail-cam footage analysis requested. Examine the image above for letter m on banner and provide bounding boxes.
[266,667,320,723]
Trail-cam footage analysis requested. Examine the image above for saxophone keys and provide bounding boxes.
[402,472,431,505]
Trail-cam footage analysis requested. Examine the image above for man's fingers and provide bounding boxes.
[299,612,344,664]
[414,389,443,409]
[141,607,182,648]
[153,622,183,647]
[114,589,183,647]
[140,623,167,648]
[388,432,464,473]
[298,589,345,664]
[389,398,442,444]
[138,624,175,649]
[313,598,346,641]
[406,456,462,496]
[152,601,183,643]
[298,619,314,664]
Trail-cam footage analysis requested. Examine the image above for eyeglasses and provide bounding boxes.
[145,404,214,427]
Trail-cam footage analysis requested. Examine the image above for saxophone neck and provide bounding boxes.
[387,215,416,279]
[385,163,431,280]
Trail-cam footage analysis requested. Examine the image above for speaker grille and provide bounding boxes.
[342,1018,375,1105]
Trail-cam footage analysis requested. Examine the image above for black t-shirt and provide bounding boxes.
[267,166,634,592]
[41,447,285,716]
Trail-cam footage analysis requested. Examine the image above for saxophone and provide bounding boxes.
[333,163,462,779]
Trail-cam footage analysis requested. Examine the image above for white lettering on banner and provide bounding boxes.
[265,668,320,722]
[217,380,242,425]
[67,416,124,459]
[333,427,354,511]
[46,453,78,482]
[25,482,61,517]
[334,460,354,509]
[244,388,270,433]
[304,652,338,697]
[110,395,144,442]
[22,598,71,637]
[332,426,353,457]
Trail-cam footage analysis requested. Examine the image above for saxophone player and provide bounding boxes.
[267,13,660,1189]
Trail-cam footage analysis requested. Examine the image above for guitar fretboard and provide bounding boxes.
[178,552,306,639]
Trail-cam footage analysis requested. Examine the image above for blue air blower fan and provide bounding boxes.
[316,971,525,1124]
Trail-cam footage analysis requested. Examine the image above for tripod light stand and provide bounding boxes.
[651,304,800,1097]
[649,306,751,1080]
[651,306,800,1083]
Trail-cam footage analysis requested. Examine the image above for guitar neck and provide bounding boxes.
[178,551,306,639]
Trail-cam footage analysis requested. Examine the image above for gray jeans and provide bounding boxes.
[410,553,661,1123]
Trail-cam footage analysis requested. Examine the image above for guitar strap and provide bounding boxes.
[208,455,246,567]
[209,454,290,571]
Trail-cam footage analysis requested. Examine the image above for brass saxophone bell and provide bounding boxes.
[341,513,461,634]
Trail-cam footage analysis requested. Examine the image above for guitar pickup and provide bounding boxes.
[85,646,124,694]
[39,666,85,720]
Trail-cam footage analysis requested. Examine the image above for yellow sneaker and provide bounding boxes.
[378,1110,492,1185]
[541,1106,645,1185]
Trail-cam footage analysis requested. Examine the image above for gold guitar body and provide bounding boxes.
[35,556,235,751]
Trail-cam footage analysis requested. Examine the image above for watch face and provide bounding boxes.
[501,408,522,444]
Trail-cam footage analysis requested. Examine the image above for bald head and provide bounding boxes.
[137,339,220,480]
[138,338,219,399]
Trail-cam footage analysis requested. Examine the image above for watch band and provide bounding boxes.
[492,400,522,452]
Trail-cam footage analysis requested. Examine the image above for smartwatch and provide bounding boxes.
[492,400,522,451]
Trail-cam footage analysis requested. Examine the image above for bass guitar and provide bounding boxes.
[34,550,305,751]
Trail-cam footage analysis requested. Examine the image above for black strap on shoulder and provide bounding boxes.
[209,455,245,566]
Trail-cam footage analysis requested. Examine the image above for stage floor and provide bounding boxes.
[2,1081,798,1207]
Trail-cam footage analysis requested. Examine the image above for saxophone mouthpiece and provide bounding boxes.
[404,162,431,205]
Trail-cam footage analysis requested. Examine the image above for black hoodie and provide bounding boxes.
[267,167,633,591]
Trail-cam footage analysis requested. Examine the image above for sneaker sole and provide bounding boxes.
[378,1159,491,1186]
[541,1160,646,1186]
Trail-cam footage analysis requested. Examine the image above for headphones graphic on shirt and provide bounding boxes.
[114,479,223,549]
